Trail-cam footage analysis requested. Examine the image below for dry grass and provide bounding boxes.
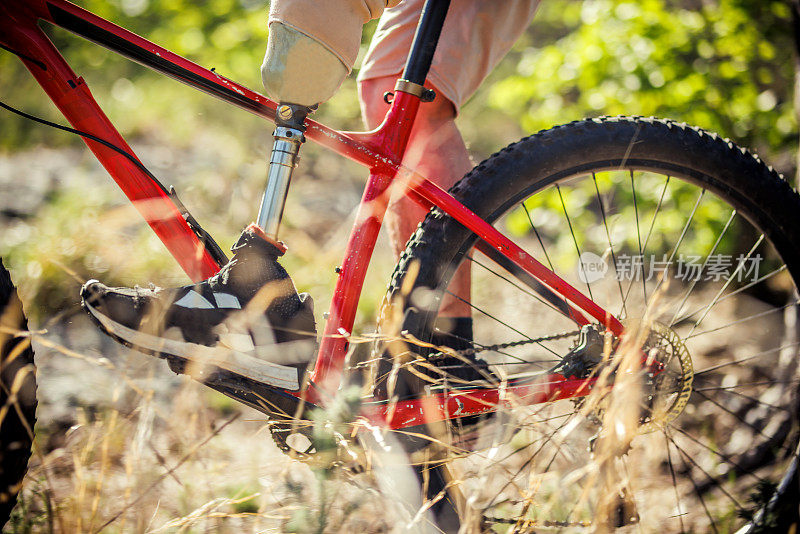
[2,137,798,534]
[9,335,400,533]
[3,261,798,534]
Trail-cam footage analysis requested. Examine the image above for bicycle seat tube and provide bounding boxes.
[257,103,313,239]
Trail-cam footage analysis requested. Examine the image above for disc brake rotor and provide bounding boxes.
[581,321,694,434]
[638,322,694,432]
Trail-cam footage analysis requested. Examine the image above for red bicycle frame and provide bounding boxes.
[0,0,625,429]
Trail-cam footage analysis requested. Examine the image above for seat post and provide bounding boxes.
[398,0,450,87]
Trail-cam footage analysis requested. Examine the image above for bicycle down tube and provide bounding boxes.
[0,0,624,423]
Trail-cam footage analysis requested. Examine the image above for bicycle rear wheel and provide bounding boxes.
[382,117,800,531]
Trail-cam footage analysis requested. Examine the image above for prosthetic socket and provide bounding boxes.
[262,0,400,107]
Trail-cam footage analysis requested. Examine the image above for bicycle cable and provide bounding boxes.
[0,97,229,265]
[0,98,172,197]
[0,44,168,192]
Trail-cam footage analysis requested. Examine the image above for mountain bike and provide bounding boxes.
[2,0,800,531]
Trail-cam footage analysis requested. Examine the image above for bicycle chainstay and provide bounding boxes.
[270,328,584,459]
[483,516,591,529]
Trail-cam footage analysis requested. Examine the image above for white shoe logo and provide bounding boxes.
[174,290,241,310]
[213,292,241,309]
[175,290,214,309]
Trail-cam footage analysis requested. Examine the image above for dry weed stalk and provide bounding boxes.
[588,283,670,532]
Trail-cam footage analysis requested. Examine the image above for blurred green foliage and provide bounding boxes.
[480,0,796,265]
[482,0,795,163]
[1,0,795,159]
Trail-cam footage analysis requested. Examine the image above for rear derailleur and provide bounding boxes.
[555,324,612,379]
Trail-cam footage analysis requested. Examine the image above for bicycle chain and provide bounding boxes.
[426,328,582,361]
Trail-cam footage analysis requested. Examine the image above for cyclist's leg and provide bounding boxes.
[358,0,540,330]
[359,75,472,319]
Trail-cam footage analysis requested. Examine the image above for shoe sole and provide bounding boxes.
[83,297,301,390]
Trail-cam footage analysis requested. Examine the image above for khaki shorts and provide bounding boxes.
[357,0,540,109]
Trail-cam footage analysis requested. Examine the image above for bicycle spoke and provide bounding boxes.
[684,298,798,340]
[480,410,581,513]
[538,438,590,527]
[694,341,800,375]
[684,235,765,337]
[650,189,706,297]
[640,175,671,256]
[671,431,744,511]
[630,170,648,303]
[668,431,723,534]
[508,413,575,436]
[468,255,567,319]
[444,290,561,358]
[713,387,792,412]
[483,411,577,470]
[692,379,800,392]
[473,241,582,324]
[693,389,794,454]
[592,173,627,318]
[511,411,574,433]
[621,174,671,313]
[556,184,594,302]
[664,432,686,534]
[669,209,737,325]
[521,200,555,272]
[670,426,767,484]
[672,264,786,327]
